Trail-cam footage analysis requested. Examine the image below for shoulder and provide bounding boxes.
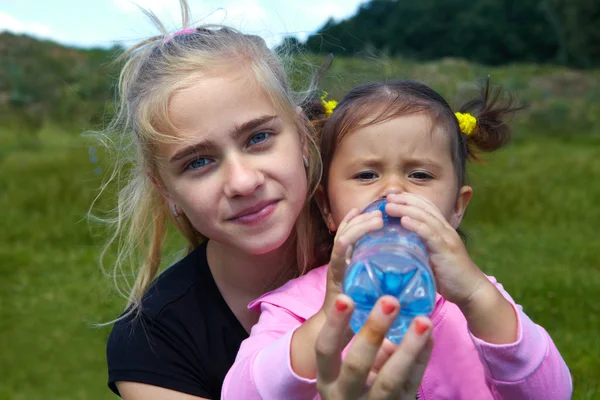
[106,241,243,398]
[138,243,208,319]
[248,265,328,320]
[107,242,212,350]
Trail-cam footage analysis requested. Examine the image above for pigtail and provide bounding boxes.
[301,98,327,122]
[300,54,335,134]
[457,76,526,159]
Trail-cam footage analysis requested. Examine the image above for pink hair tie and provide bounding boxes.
[163,27,196,44]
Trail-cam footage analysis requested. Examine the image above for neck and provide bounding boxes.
[206,237,298,301]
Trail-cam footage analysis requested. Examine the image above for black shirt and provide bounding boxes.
[107,241,249,399]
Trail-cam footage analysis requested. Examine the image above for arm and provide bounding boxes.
[469,277,573,399]
[221,301,320,400]
[384,194,571,398]
[222,210,387,399]
[289,208,385,380]
[458,275,519,344]
[107,311,214,399]
[118,382,210,400]
[223,293,433,400]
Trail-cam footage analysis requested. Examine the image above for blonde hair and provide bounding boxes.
[94,0,323,318]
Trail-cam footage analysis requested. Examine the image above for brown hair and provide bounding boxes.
[312,77,524,262]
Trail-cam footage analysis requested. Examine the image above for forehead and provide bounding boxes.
[335,112,453,162]
[167,71,276,138]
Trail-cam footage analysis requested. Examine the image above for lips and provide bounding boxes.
[228,200,280,224]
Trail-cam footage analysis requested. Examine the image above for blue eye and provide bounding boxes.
[355,171,378,181]
[188,158,211,170]
[248,131,270,146]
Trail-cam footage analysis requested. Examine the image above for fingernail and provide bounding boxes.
[381,300,397,315]
[335,299,348,313]
[414,319,430,335]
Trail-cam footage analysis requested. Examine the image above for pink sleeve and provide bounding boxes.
[221,302,318,400]
[470,277,573,399]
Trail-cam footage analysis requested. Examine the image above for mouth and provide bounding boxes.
[228,200,280,224]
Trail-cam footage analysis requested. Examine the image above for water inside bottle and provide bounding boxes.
[342,199,436,343]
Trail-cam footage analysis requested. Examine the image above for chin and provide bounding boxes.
[239,226,294,255]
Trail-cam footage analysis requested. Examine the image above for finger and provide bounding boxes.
[386,203,449,253]
[337,296,400,398]
[404,335,433,396]
[387,193,450,227]
[387,192,440,212]
[369,317,433,400]
[336,208,381,238]
[338,209,383,235]
[366,370,378,388]
[331,210,382,259]
[336,214,384,251]
[365,340,397,393]
[386,201,449,230]
[371,339,397,373]
[336,208,361,233]
[400,215,448,254]
[316,294,355,385]
[329,213,384,282]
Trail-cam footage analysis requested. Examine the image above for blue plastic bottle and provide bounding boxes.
[342,198,436,344]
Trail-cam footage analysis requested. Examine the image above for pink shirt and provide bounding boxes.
[222,266,572,399]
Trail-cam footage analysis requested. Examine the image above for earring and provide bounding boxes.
[170,202,180,217]
[303,155,309,168]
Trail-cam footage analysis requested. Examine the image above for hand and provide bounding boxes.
[385,193,518,344]
[322,208,384,317]
[385,193,488,309]
[290,208,384,380]
[316,294,433,400]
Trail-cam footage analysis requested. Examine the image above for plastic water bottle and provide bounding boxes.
[342,198,436,344]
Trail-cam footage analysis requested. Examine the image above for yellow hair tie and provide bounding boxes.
[455,112,477,135]
[320,92,338,117]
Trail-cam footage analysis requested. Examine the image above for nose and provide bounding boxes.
[378,175,406,199]
[223,154,264,198]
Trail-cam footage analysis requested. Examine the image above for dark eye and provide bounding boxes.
[409,171,433,181]
[354,171,378,181]
[187,158,212,170]
[248,131,270,146]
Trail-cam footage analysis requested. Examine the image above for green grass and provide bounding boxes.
[1,60,599,399]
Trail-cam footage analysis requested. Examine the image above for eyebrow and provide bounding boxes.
[169,115,278,163]
[349,156,442,169]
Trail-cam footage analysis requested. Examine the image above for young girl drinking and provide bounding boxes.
[102,1,434,398]
[222,79,572,399]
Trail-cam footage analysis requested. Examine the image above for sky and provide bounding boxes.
[0,0,368,49]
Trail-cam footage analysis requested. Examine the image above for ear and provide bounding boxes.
[147,171,170,198]
[315,185,337,232]
[450,185,473,228]
[148,171,182,215]
[295,106,311,159]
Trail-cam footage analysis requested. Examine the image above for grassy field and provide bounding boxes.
[1,58,599,399]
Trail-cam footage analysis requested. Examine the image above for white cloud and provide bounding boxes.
[249,0,368,43]
[0,10,66,42]
[113,0,174,14]
[1,0,367,49]
[111,0,279,46]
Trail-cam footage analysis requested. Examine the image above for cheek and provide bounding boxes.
[274,135,308,193]
[325,181,351,226]
[171,179,219,221]
[433,186,460,221]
